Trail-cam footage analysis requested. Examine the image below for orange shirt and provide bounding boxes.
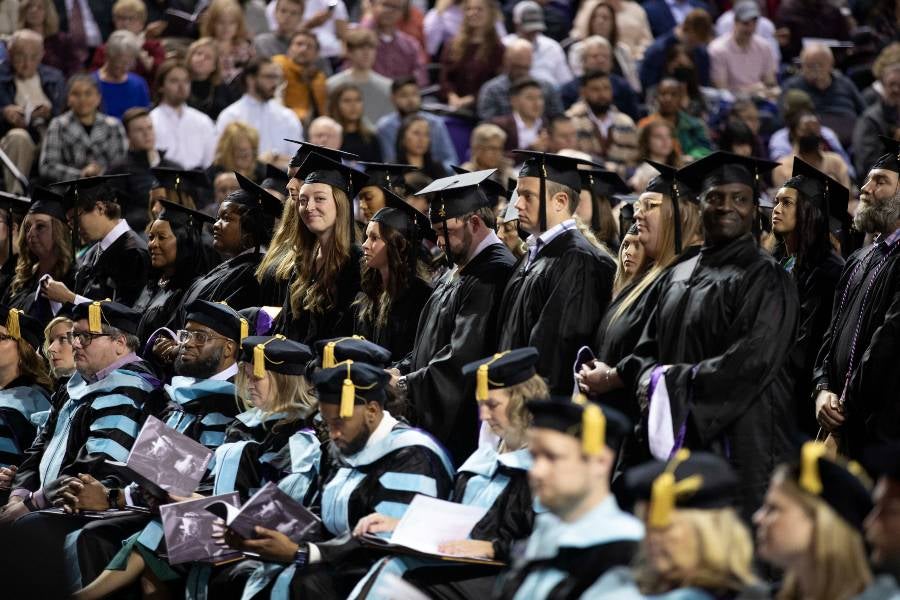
[272,54,328,124]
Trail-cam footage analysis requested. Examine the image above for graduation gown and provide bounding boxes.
[620,234,799,519]
[0,376,51,467]
[400,242,515,466]
[774,248,844,437]
[275,246,363,345]
[813,230,900,458]
[74,229,149,306]
[1,265,76,326]
[498,228,616,395]
[133,279,189,343]
[258,263,291,308]
[353,277,433,361]
[495,495,643,600]
[176,251,263,327]
[349,445,536,600]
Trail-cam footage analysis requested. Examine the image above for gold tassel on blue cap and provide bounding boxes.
[799,441,827,495]
[340,360,355,418]
[6,309,21,340]
[581,403,605,457]
[240,318,249,342]
[648,449,702,528]
[253,344,266,378]
[475,352,509,401]
[88,301,103,334]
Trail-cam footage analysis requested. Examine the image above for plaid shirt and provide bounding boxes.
[38,110,128,182]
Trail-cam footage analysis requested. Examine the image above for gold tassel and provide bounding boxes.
[581,403,605,456]
[323,342,336,369]
[800,442,826,495]
[88,301,103,334]
[253,344,266,378]
[476,364,489,401]
[6,309,21,340]
[648,448,693,528]
[340,361,355,418]
[240,318,249,341]
[573,393,588,406]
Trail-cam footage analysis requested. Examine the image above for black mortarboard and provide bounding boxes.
[296,152,368,244]
[261,163,290,194]
[644,160,697,254]
[783,157,850,233]
[371,188,437,248]
[315,336,392,369]
[157,199,215,231]
[239,335,313,377]
[451,165,508,205]
[0,192,30,257]
[233,172,284,219]
[863,442,900,483]
[238,307,275,337]
[580,168,629,199]
[184,299,247,344]
[676,152,779,196]
[625,450,739,528]
[51,174,132,248]
[526,395,631,455]
[313,360,391,418]
[0,305,44,349]
[514,150,601,231]
[28,187,67,223]
[416,169,497,264]
[786,441,873,531]
[71,300,141,335]
[617,193,639,237]
[150,167,211,205]
[359,162,418,191]
[870,135,900,173]
[285,140,358,169]
[462,347,539,401]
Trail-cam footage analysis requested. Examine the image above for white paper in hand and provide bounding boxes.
[388,495,487,557]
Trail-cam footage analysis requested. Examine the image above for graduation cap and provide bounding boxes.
[643,160,698,254]
[370,188,437,274]
[580,168,628,199]
[676,152,779,198]
[0,305,44,349]
[184,299,248,344]
[526,395,631,457]
[238,307,275,337]
[261,163,290,195]
[233,172,284,219]
[513,150,601,232]
[151,167,211,206]
[784,441,873,531]
[296,152,368,244]
[0,191,30,258]
[862,442,900,483]
[415,169,497,264]
[359,162,418,192]
[782,157,850,234]
[156,199,215,231]
[315,335,392,369]
[239,334,313,377]
[624,449,739,528]
[870,135,900,173]
[28,187,68,223]
[451,165,509,206]
[71,299,142,335]
[285,140,359,169]
[462,347,539,401]
[51,174,132,248]
[313,359,391,418]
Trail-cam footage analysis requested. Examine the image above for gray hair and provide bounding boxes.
[569,35,612,77]
[106,29,141,58]
[8,28,43,53]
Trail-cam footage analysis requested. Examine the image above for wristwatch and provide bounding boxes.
[397,376,408,396]
[293,543,310,568]
[107,487,121,510]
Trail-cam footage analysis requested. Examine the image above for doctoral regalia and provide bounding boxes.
[0,376,51,467]
[813,229,900,458]
[74,229,149,306]
[620,233,799,519]
[353,277,433,361]
[400,242,515,466]
[498,227,615,395]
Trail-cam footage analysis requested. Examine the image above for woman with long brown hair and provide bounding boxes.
[353,189,433,359]
[184,37,236,120]
[327,83,383,162]
[199,0,254,85]
[437,0,504,110]
[2,189,74,323]
[275,152,366,345]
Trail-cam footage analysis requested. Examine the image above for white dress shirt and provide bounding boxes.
[513,111,543,150]
[525,218,576,268]
[150,103,217,169]
[503,34,574,87]
[216,94,304,158]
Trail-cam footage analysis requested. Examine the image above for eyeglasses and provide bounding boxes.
[176,329,230,346]
[67,331,111,347]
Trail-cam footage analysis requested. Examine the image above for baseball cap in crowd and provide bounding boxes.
[513,0,546,33]
[733,0,760,22]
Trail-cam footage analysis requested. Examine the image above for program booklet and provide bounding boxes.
[106,415,214,498]
[205,482,321,541]
[160,493,241,564]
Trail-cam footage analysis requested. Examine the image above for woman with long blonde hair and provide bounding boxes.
[754,442,874,600]
[274,152,365,345]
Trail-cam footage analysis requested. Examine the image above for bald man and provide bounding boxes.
[477,39,564,121]
[780,43,865,120]
[308,116,343,151]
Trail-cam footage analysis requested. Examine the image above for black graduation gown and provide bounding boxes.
[813,232,900,459]
[176,251,263,328]
[620,233,799,519]
[400,242,516,466]
[0,257,14,298]
[133,280,188,343]
[498,229,616,395]
[274,246,363,345]
[257,263,290,308]
[74,229,149,306]
[773,248,845,437]
[1,265,77,326]
[353,277,433,361]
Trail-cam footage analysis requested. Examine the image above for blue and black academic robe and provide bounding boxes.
[0,376,51,469]
[350,445,537,599]
[495,496,644,600]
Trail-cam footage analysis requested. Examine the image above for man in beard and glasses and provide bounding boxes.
[813,136,900,460]
[566,71,639,169]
